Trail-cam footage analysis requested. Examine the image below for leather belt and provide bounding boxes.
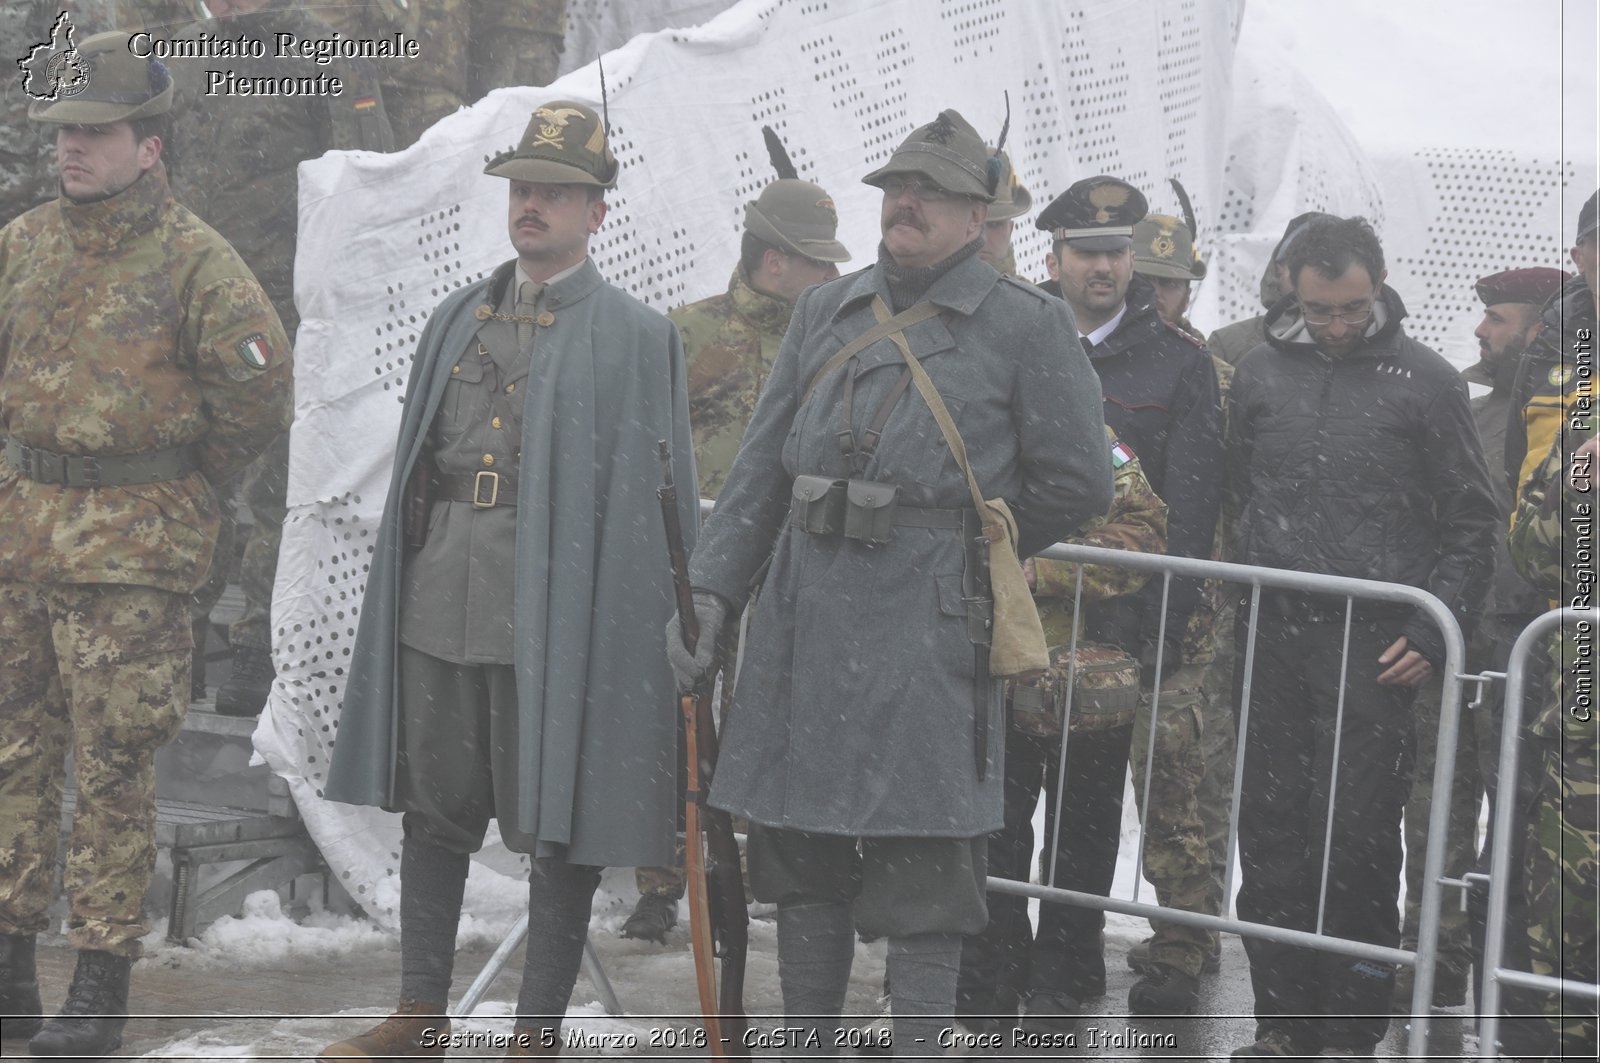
[434,470,518,508]
[3,438,199,487]
[890,505,967,529]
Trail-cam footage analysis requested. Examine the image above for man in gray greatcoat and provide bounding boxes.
[671,110,1112,1051]
[319,100,697,1059]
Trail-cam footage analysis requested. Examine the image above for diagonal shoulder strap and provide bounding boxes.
[870,297,999,538]
[802,300,942,402]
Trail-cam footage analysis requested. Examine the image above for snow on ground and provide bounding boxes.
[123,783,1171,1059]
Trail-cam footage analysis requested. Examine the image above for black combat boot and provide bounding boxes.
[214,645,275,717]
[0,934,43,1040]
[27,948,131,1057]
[618,893,678,944]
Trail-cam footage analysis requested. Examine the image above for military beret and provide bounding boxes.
[1035,176,1149,251]
[985,150,1032,222]
[862,109,996,202]
[1134,213,1206,281]
[485,100,618,188]
[30,30,173,125]
[1578,189,1598,243]
[745,179,850,263]
[1474,268,1568,307]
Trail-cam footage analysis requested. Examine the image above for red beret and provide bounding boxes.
[1474,267,1568,306]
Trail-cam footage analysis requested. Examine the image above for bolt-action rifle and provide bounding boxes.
[657,441,749,1060]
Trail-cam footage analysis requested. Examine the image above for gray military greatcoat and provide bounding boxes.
[690,253,1111,837]
[326,258,697,869]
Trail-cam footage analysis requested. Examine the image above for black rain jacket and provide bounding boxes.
[1227,285,1499,666]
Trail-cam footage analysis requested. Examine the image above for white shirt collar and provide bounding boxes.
[1081,303,1128,347]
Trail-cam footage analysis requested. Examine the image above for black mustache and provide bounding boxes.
[888,210,926,232]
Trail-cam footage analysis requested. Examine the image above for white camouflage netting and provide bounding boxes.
[255,0,1594,926]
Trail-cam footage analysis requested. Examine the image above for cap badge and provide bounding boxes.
[532,106,586,149]
[1088,183,1130,222]
[924,113,956,144]
[816,196,837,224]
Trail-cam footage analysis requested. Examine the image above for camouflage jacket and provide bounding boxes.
[1033,428,1168,648]
[0,163,293,592]
[164,0,394,332]
[670,266,794,499]
[1509,425,1597,743]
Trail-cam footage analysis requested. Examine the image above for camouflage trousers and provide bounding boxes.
[1129,661,1219,978]
[1523,741,1599,1059]
[1399,661,1485,976]
[0,581,190,957]
[1195,597,1239,921]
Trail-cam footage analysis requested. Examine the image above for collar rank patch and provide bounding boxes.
[236,334,270,370]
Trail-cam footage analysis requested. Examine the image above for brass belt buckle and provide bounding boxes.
[472,469,500,508]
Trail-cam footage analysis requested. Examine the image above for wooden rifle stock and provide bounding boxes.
[657,442,750,1060]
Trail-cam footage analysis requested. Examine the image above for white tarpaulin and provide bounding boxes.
[256,0,1592,924]
[257,0,1240,923]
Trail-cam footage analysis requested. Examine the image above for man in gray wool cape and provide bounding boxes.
[319,100,698,1059]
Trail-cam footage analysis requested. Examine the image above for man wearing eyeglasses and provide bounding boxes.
[321,101,698,1059]
[670,109,1111,1050]
[1224,215,1498,1059]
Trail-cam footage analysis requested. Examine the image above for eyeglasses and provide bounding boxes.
[1299,302,1374,326]
[880,175,959,203]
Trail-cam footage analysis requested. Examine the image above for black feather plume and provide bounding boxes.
[597,57,611,136]
[986,91,1011,196]
[1169,177,1199,240]
[762,126,798,180]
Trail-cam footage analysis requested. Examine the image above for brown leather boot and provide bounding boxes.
[318,999,449,1060]
[504,1026,560,1057]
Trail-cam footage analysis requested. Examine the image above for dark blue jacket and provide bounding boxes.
[1043,273,1224,653]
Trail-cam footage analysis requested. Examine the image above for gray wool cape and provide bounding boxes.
[325,258,698,869]
[689,253,1112,837]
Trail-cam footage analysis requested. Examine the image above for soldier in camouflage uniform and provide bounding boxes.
[621,152,850,942]
[957,427,1167,1028]
[154,0,394,715]
[0,32,291,1057]
[1124,204,1234,980]
[976,150,1030,278]
[310,0,567,149]
[1507,424,1598,1061]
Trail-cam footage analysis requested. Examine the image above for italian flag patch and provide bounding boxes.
[354,96,377,112]
[1110,439,1133,468]
[236,334,270,370]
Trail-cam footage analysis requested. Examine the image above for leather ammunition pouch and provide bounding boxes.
[790,475,847,535]
[791,475,961,546]
[1007,641,1141,738]
[843,479,899,544]
[4,438,199,487]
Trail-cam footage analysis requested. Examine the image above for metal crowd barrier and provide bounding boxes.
[989,542,1469,1058]
[1478,605,1600,1060]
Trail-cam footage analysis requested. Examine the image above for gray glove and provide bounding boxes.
[665,590,727,694]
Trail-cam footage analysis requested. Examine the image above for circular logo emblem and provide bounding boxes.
[1550,365,1574,387]
[47,51,92,98]
[1150,234,1176,259]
